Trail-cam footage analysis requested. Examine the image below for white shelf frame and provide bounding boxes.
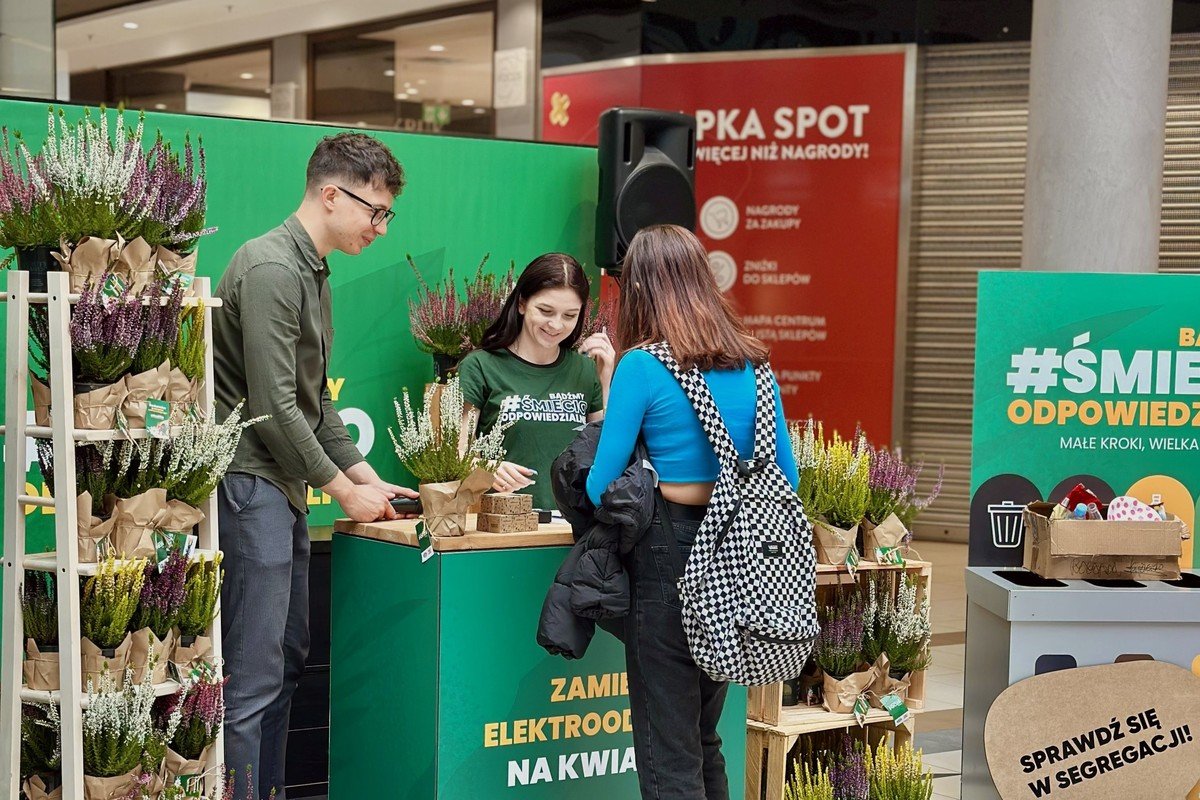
[0,271,225,799]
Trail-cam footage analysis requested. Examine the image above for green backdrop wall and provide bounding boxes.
[0,98,599,548]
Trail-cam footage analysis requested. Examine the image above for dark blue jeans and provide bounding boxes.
[624,503,730,800]
[219,472,311,800]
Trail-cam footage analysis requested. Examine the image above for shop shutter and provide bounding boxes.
[904,35,1200,542]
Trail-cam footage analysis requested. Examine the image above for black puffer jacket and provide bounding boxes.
[536,422,657,659]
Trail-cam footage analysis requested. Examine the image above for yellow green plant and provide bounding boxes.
[81,556,148,648]
[784,759,835,800]
[810,429,870,529]
[865,741,933,800]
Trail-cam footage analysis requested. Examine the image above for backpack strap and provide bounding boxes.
[751,362,779,466]
[643,343,776,478]
[641,343,740,470]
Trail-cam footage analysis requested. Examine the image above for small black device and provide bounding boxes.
[391,497,422,514]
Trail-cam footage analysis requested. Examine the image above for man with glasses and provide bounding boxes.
[213,132,417,798]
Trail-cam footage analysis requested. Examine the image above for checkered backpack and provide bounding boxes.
[644,343,818,686]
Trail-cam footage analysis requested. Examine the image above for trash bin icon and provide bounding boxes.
[988,501,1025,548]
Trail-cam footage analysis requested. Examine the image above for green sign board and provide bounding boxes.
[970,271,1200,569]
[0,98,598,552]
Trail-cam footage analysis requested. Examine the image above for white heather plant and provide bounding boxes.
[159,400,267,506]
[82,665,157,778]
[862,573,932,675]
[390,375,510,484]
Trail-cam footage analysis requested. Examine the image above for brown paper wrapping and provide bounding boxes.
[418,468,495,537]
[73,380,128,430]
[81,633,132,691]
[83,766,141,800]
[115,236,155,293]
[158,498,205,536]
[171,633,214,679]
[77,492,116,564]
[867,653,911,707]
[108,489,168,558]
[166,368,201,424]
[54,236,118,292]
[22,776,63,800]
[22,639,60,691]
[129,627,176,685]
[813,519,858,565]
[862,512,908,561]
[121,361,170,427]
[821,666,877,714]
[32,375,51,427]
[162,743,215,784]
[154,246,197,295]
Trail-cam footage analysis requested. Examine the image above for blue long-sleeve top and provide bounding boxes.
[585,349,799,506]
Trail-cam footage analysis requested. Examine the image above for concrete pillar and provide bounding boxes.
[1021,0,1172,273]
[494,0,540,140]
[0,0,54,99]
[271,34,308,120]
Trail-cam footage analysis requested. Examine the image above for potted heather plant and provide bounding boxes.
[807,427,870,566]
[157,664,226,783]
[860,443,943,562]
[174,553,223,675]
[865,741,934,800]
[389,376,510,536]
[22,571,61,692]
[82,666,156,794]
[785,760,834,800]
[132,276,185,373]
[815,588,874,713]
[81,556,147,687]
[160,401,267,506]
[464,255,514,351]
[70,273,145,387]
[862,573,932,680]
[21,703,62,796]
[790,417,821,511]
[130,551,189,685]
[829,738,869,800]
[408,255,471,380]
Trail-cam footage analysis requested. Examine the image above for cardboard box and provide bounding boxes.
[480,493,533,516]
[477,512,540,533]
[1022,502,1184,581]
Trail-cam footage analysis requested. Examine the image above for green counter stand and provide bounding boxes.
[329,518,746,799]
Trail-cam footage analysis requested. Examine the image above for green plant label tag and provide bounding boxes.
[875,546,905,566]
[853,695,870,727]
[152,529,195,569]
[145,398,171,438]
[416,520,434,563]
[845,547,860,578]
[880,692,912,726]
[100,272,127,300]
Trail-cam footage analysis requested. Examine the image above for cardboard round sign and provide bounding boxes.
[985,661,1200,799]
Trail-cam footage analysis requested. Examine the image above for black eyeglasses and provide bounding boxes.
[336,185,395,227]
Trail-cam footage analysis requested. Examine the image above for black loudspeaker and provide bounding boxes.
[596,108,697,272]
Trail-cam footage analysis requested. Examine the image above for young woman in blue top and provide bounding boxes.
[587,224,798,800]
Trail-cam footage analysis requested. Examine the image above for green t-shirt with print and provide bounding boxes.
[458,347,603,510]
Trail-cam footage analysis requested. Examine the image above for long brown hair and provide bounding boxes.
[480,253,590,351]
[616,224,769,371]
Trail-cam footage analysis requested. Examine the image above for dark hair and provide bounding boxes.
[617,224,769,371]
[480,253,591,351]
[306,132,406,196]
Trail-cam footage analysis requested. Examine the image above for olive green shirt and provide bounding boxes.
[213,215,364,513]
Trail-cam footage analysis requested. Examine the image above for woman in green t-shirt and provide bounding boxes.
[458,253,615,509]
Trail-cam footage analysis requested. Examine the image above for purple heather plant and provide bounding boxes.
[858,433,944,531]
[815,588,866,678]
[133,550,189,638]
[70,273,144,383]
[464,255,514,349]
[133,276,186,372]
[829,737,868,800]
[157,665,227,759]
[408,256,470,358]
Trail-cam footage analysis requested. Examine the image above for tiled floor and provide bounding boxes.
[911,539,969,800]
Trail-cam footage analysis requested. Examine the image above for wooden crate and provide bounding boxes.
[745,710,916,800]
[747,559,932,725]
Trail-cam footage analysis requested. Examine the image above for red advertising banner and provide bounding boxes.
[543,49,912,442]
